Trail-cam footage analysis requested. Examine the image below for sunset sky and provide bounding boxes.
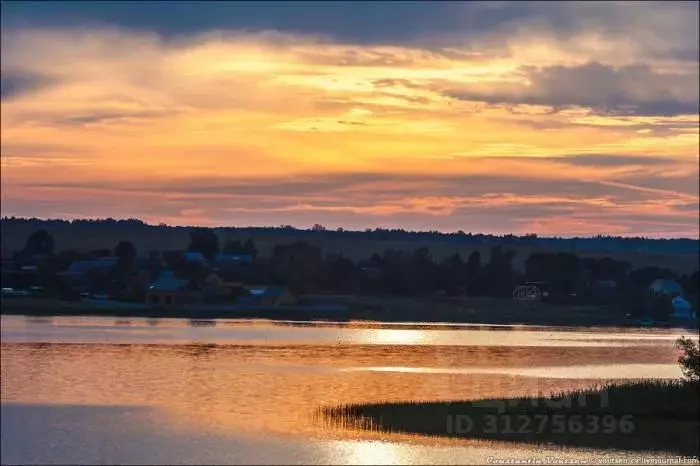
[1,1,698,237]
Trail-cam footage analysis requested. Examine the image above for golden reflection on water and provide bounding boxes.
[3,315,694,348]
[2,315,696,465]
[0,341,684,441]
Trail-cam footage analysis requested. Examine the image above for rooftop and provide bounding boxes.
[650,278,683,291]
[244,286,289,299]
[147,270,189,292]
[63,257,118,274]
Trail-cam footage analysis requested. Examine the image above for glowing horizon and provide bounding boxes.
[1,2,698,237]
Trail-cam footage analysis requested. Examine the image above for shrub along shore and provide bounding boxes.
[321,380,700,456]
[1,296,693,328]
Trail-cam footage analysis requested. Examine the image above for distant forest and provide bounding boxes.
[2,217,698,255]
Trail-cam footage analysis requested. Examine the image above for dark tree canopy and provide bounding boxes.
[114,241,137,262]
[222,239,244,255]
[650,295,675,320]
[187,228,220,260]
[272,242,323,294]
[112,240,138,281]
[243,238,258,258]
[3,217,697,320]
[222,238,257,257]
[22,229,55,257]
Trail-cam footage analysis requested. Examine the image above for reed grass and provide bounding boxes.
[320,380,700,455]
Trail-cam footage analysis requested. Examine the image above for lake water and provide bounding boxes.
[1,315,697,465]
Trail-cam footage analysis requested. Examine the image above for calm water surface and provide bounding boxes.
[1,315,696,464]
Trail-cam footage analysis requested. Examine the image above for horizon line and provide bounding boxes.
[3,216,699,242]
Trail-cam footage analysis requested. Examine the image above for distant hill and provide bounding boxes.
[2,217,698,274]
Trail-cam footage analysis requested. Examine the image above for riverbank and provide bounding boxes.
[321,380,700,456]
[2,295,693,328]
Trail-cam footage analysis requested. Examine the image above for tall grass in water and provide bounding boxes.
[320,380,699,455]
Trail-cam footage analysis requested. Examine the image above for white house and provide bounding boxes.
[649,279,684,297]
[671,296,696,320]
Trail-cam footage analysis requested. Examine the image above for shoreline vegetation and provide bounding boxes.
[1,296,695,328]
[321,380,700,456]
[3,220,698,328]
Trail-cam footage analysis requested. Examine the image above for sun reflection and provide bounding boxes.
[337,440,404,465]
[365,329,428,345]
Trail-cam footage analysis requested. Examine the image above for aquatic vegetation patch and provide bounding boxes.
[320,380,700,455]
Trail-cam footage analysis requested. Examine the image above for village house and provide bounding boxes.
[199,272,234,302]
[57,257,119,294]
[145,270,202,308]
[60,257,118,277]
[649,278,684,298]
[671,296,696,321]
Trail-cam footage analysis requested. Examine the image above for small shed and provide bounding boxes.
[145,271,201,307]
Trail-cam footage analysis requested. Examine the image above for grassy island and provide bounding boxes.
[322,380,700,456]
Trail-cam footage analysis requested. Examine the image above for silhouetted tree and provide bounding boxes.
[272,242,323,294]
[242,238,258,259]
[55,249,82,272]
[188,228,219,261]
[147,252,163,281]
[113,240,137,282]
[408,247,438,295]
[677,337,700,381]
[525,252,582,298]
[482,246,517,298]
[650,295,674,321]
[323,254,360,293]
[465,250,481,297]
[21,229,55,257]
[114,241,137,263]
[438,253,467,296]
[380,249,411,295]
[222,239,244,255]
[592,257,631,282]
[679,270,700,311]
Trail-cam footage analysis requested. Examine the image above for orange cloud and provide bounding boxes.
[1,26,698,236]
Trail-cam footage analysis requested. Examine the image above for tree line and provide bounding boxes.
[4,227,698,319]
[2,217,698,255]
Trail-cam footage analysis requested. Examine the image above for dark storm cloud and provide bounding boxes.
[0,1,470,44]
[0,72,54,100]
[446,62,699,117]
[3,1,695,58]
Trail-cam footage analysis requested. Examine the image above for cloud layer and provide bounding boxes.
[1,1,698,237]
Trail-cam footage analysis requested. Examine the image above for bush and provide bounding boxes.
[677,336,700,381]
